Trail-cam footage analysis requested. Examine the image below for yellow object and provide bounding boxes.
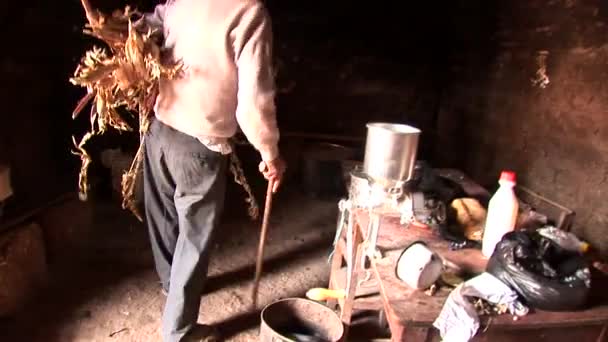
[440,272,465,288]
[306,288,346,301]
[451,198,487,241]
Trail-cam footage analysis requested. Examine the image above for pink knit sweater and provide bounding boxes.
[150,0,279,161]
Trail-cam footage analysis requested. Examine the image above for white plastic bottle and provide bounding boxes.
[482,171,519,257]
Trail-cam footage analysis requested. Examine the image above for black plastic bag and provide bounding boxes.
[486,230,591,311]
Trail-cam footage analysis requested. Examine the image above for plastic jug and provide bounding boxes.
[482,171,519,257]
[537,226,590,254]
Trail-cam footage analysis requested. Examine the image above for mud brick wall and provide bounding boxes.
[266,1,450,159]
[434,0,608,255]
[0,0,85,208]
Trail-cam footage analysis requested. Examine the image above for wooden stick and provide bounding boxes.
[251,180,275,309]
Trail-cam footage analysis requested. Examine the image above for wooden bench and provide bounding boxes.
[356,212,608,341]
[327,169,608,341]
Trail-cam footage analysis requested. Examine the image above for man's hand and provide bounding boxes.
[259,156,286,193]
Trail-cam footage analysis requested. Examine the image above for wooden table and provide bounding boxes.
[354,212,608,342]
[326,169,491,333]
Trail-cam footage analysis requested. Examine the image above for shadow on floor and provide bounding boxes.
[1,260,151,342]
[205,234,334,295]
[0,186,358,341]
[1,206,338,341]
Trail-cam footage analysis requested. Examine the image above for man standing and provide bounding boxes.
[142,0,285,340]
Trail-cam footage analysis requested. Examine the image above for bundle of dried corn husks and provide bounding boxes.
[70,0,259,221]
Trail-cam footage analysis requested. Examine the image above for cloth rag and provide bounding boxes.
[433,272,528,342]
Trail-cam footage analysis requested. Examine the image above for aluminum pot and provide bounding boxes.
[363,123,421,187]
[349,168,397,210]
[395,241,443,290]
[260,298,343,342]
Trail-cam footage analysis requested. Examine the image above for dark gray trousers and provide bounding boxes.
[143,119,227,342]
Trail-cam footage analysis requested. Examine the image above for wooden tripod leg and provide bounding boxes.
[327,241,344,310]
[340,219,363,341]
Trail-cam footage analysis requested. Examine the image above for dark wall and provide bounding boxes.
[1,0,450,209]
[2,0,607,255]
[435,0,608,256]
[0,0,152,209]
[0,0,86,208]
[266,1,451,159]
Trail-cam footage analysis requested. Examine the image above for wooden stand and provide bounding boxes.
[326,206,383,339]
[355,212,608,342]
[327,169,608,341]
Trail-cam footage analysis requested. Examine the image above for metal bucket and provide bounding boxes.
[363,123,421,187]
[260,298,344,342]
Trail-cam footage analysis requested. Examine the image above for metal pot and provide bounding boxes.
[363,123,421,187]
[260,298,344,342]
[395,241,443,290]
[348,168,398,210]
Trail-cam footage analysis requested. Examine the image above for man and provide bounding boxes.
[142,0,286,340]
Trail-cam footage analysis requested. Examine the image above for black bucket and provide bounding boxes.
[260,298,344,342]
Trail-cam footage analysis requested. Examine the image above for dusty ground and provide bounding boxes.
[0,190,385,341]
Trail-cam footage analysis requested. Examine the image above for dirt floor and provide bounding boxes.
[0,190,387,341]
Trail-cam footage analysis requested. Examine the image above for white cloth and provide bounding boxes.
[147,0,279,161]
[197,137,232,155]
[433,272,528,342]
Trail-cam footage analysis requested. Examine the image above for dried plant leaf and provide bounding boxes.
[70,1,258,221]
[72,92,95,119]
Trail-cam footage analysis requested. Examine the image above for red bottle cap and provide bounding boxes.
[500,171,516,183]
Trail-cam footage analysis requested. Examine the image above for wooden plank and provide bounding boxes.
[330,260,382,311]
[515,185,576,231]
[371,240,608,329]
[597,324,607,342]
[472,324,607,342]
[350,169,608,340]
[402,326,431,342]
[352,168,493,253]
[355,211,488,274]
[330,267,382,301]
[0,193,74,234]
[327,229,345,311]
[341,240,363,339]
[355,212,437,252]
[408,324,607,342]
[372,251,449,326]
